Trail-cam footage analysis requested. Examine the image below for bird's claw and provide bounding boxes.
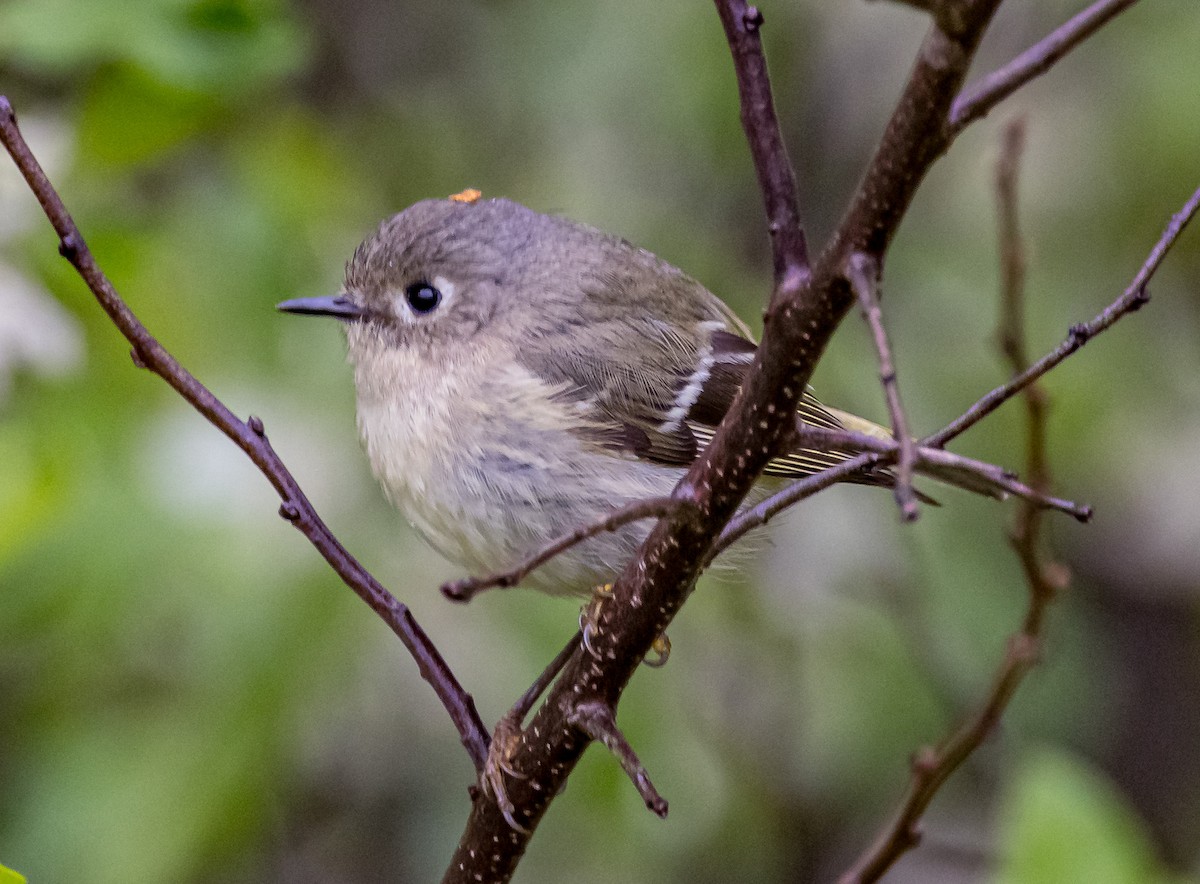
[482,710,530,833]
[644,633,671,667]
[579,583,614,659]
[580,583,671,667]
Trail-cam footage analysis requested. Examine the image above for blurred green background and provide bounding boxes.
[2,1,1198,882]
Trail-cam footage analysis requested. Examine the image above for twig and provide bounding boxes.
[995,118,1029,369]
[512,631,583,726]
[711,425,1089,561]
[711,451,877,560]
[917,446,1089,521]
[841,117,1088,884]
[0,97,491,772]
[949,0,1142,133]
[838,633,1042,884]
[846,252,920,521]
[567,701,669,818]
[442,497,687,602]
[994,116,1063,632]
[713,0,809,278]
[927,181,1200,447]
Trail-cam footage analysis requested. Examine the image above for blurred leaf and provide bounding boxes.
[0,864,28,884]
[0,0,307,94]
[995,749,1171,884]
[78,64,219,168]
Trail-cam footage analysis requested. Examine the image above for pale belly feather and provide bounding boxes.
[351,340,682,594]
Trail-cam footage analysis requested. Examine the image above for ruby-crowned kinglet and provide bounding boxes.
[278,194,898,594]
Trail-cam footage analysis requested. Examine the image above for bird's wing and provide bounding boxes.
[516,263,862,479]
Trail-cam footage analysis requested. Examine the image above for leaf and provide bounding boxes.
[995,749,1173,884]
[0,864,28,884]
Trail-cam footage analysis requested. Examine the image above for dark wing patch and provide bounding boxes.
[711,329,758,358]
[685,332,893,480]
[688,334,846,434]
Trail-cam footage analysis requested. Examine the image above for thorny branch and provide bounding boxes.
[0,96,491,772]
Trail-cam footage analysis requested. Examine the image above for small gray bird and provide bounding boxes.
[279,193,902,594]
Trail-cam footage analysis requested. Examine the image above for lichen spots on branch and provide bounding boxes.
[449,188,483,204]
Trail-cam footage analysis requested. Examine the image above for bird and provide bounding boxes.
[278,192,914,597]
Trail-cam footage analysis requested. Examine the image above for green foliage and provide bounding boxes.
[996,750,1175,884]
[0,0,306,92]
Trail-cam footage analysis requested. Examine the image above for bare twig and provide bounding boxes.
[949,0,1141,133]
[919,447,1089,520]
[567,701,669,818]
[442,497,687,602]
[841,118,1066,883]
[995,118,1029,368]
[927,182,1200,447]
[0,97,491,771]
[712,451,877,560]
[847,252,920,521]
[712,425,1088,560]
[839,633,1043,884]
[475,635,585,833]
[713,0,809,277]
[994,116,1063,633]
[513,631,583,727]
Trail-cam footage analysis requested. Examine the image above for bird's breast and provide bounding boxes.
[349,340,666,586]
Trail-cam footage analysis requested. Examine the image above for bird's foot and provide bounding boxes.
[580,582,671,667]
[482,708,529,833]
[644,632,671,667]
[579,582,614,658]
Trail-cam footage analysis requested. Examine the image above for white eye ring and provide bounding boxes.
[396,275,456,322]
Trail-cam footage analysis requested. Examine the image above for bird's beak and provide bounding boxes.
[276,295,367,321]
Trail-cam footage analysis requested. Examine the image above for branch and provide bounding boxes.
[441,496,688,602]
[0,97,491,772]
[567,701,669,818]
[712,425,1090,561]
[840,117,1064,883]
[512,632,584,727]
[712,450,876,560]
[927,181,1200,447]
[839,633,1043,884]
[713,0,809,277]
[995,115,1064,635]
[995,117,1029,369]
[949,0,1142,133]
[846,252,920,521]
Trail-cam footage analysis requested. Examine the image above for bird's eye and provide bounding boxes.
[405,281,442,314]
